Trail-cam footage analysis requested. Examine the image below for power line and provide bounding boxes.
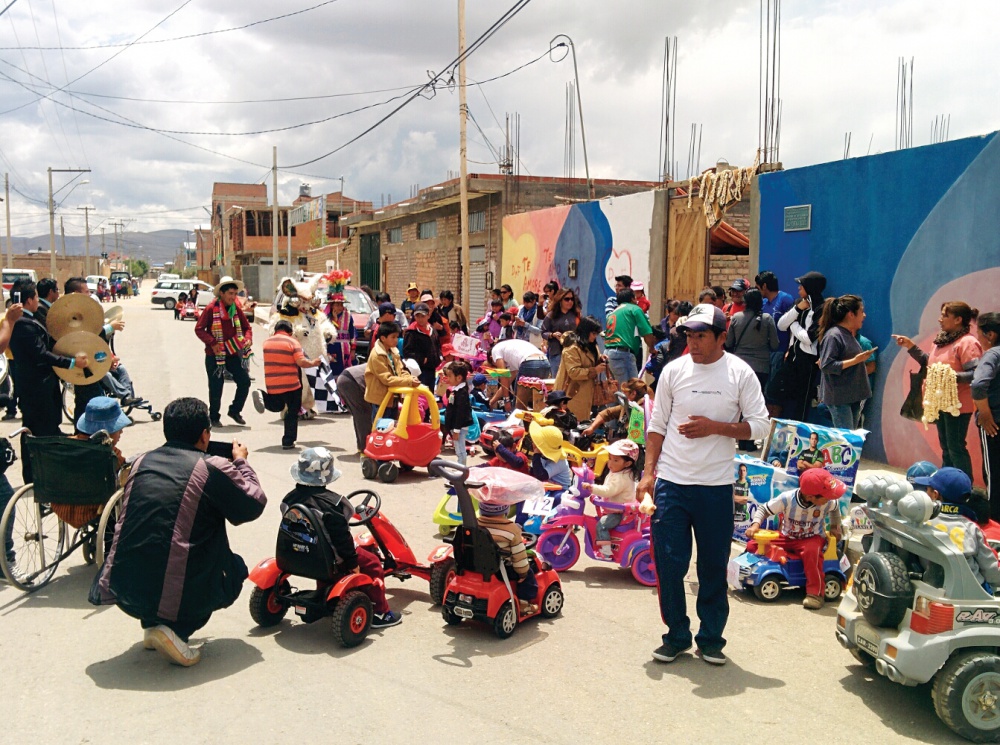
[0,0,342,50]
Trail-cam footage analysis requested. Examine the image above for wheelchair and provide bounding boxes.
[61,377,161,424]
[0,432,125,592]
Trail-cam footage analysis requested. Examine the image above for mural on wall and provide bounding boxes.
[757,131,1000,475]
[501,190,655,321]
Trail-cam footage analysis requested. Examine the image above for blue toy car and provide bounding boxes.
[728,530,849,603]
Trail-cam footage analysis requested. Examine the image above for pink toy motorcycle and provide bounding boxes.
[536,466,656,587]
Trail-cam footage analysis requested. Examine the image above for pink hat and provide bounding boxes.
[630,282,645,292]
[607,439,640,461]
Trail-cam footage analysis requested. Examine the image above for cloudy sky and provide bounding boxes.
[1,0,997,239]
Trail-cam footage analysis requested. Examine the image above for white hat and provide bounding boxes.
[214,276,245,297]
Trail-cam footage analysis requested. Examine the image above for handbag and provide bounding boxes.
[899,365,927,422]
[592,373,619,408]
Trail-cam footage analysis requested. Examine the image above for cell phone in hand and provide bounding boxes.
[12,292,20,304]
[206,440,235,460]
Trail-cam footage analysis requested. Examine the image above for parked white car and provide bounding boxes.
[150,279,213,310]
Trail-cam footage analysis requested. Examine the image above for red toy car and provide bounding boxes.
[479,420,525,457]
[247,488,456,647]
[431,460,565,638]
[361,385,442,483]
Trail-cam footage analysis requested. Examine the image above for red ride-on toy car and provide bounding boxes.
[431,459,565,639]
[247,488,456,648]
[362,385,442,483]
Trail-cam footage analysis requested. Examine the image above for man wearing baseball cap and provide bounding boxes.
[723,278,749,319]
[638,302,770,665]
[745,468,845,610]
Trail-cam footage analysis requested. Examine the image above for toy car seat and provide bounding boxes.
[450,522,504,582]
[275,504,344,582]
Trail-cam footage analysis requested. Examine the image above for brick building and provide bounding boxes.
[339,173,659,312]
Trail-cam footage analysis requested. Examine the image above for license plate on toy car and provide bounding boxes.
[523,496,554,517]
[854,625,880,657]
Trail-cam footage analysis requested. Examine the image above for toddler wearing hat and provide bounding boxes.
[540,389,578,439]
[745,468,845,609]
[590,439,642,557]
[914,467,1000,592]
[476,497,538,615]
[470,372,490,409]
[282,447,401,629]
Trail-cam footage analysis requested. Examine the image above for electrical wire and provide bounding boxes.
[0,0,342,50]
[50,0,90,166]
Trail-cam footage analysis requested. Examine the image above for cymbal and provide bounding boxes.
[103,305,124,323]
[52,331,113,385]
[47,294,104,340]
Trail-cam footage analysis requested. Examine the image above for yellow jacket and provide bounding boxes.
[364,339,414,405]
[554,342,598,421]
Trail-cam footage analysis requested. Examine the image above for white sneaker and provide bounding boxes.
[146,625,201,667]
[252,390,265,414]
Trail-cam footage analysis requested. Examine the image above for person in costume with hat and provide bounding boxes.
[324,270,356,376]
[401,282,420,322]
[745,468,845,610]
[282,447,402,628]
[195,276,253,426]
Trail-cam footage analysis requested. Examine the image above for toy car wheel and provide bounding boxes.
[437,525,455,538]
[536,530,581,572]
[331,590,372,648]
[442,607,463,626]
[377,461,399,483]
[151,412,162,422]
[753,575,783,602]
[540,583,564,618]
[248,583,290,627]
[932,650,1000,742]
[360,457,377,480]
[630,548,657,587]
[492,600,518,639]
[854,552,913,628]
[824,573,844,602]
[429,557,457,606]
[399,463,414,473]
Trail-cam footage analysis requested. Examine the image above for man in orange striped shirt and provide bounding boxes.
[254,320,321,450]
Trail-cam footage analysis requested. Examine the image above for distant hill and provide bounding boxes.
[7,229,190,265]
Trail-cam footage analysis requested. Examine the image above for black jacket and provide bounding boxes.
[281,485,359,571]
[402,322,440,386]
[90,443,267,624]
[444,383,474,431]
[9,312,72,435]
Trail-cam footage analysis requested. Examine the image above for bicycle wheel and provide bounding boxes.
[95,488,125,565]
[62,382,75,423]
[0,486,66,592]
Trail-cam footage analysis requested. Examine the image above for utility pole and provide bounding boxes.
[60,216,66,256]
[77,205,93,275]
[272,145,279,295]
[47,167,90,278]
[100,227,106,266]
[458,0,471,309]
[4,173,11,269]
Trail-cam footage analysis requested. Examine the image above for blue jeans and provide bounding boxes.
[547,353,562,380]
[0,474,14,563]
[596,511,623,542]
[651,479,733,652]
[515,358,552,408]
[605,347,637,384]
[827,401,862,430]
[453,427,469,465]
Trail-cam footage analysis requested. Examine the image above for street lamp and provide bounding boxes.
[48,168,91,278]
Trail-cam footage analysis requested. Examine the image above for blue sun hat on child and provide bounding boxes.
[76,396,131,435]
[290,447,342,486]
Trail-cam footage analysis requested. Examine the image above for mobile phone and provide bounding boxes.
[206,440,235,460]
[12,292,20,304]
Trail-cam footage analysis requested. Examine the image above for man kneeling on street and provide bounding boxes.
[90,397,267,667]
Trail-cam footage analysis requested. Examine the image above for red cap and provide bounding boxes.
[799,468,847,500]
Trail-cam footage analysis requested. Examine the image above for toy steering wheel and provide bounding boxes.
[345,489,382,526]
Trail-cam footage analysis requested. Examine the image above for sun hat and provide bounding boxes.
[290,447,341,486]
[799,468,847,501]
[76,396,131,435]
[630,282,645,292]
[545,389,571,406]
[529,421,565,462]
[677,303,727,333]
[913,466,972,502]
[214,275,245,297]
[406,282,419,293]
[606,439,640,461]
[419,292,434,303]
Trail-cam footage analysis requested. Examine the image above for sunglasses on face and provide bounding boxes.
[562,296,575,302]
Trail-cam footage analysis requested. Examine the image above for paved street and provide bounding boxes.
[1,283,960,744]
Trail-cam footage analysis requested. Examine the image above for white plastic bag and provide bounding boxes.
[469,466,545,506]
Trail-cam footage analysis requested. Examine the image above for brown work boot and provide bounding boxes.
[803,594,824,610]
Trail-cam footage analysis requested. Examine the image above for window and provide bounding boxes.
[387,226,402,244]
[417,220,437,240]
[468,210,485,233]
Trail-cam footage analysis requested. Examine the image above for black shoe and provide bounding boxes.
[371,610,402,629]
[228,412,246,425]
[281,443,296,450]
[652,641,692,663]
[210,415,222,427]
[697,648,728,666]
[2,412,16,421]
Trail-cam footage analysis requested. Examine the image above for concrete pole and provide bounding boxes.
[4,173,11,270]
[78,206,91,275]
[458,0,471,309]
[48,167,56,278]
[272,145,279,295]
[60,215,66,256]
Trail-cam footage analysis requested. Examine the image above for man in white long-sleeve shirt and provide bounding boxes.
[637,303,770,666]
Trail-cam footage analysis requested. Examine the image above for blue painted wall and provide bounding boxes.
[757,132,1000,466]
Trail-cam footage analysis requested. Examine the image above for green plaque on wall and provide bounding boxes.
[784,204,811,232]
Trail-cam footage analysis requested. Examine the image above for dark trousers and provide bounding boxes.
[937,412,973,479]
[336,370,369,452]
[981,424,1000,521]
[20,381,64,482]
[205,354,251,420]
[263,387,302,446]
[651,479,733,652]
[1,358,18,416]
[74,381,105,424]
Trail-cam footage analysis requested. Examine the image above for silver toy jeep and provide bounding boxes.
[836,477,1000,743]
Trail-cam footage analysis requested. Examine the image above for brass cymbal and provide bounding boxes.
[47,293,104,340]
[52,331,113,385]
[103,305,124,323]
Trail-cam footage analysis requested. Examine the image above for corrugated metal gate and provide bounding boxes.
[360,233,381,291]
